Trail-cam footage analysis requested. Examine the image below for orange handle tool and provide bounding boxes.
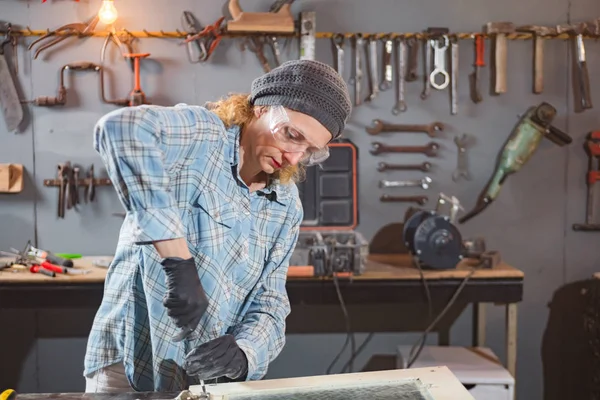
[475,35,485,67]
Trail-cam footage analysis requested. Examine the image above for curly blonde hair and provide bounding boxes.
[206,93,305,184]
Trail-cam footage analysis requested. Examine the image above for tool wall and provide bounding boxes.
[1,0,600,399]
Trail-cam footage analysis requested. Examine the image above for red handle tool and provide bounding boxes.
[39,261,68,274]
[30,264,55,277]
[474,34,485,68]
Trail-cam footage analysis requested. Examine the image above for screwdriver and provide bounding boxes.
[28,246,74,267]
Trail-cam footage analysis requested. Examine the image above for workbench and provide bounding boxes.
[0,254,524,378]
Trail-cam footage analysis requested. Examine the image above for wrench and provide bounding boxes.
[452,133,471,181]
[364,36,379,102]
[366,120,444,137]
[379,35,392,91]
[450,38,459,115]
[377,161,431,172]
[405,37,419,82]
[379,177,432,189]
[392,36,407,115]
[430,36,450,90]
[370,142,439,157]
[420,38,432,99]
[348,34,364,106]
[380,194,429,205]
[331,34,344,79]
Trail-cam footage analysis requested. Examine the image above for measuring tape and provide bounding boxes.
[299,12,316,60]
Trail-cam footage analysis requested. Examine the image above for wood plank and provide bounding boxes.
[363,253,524,280]
[0,253,524,285]
[0,256,109,284]
[0,163,24,193]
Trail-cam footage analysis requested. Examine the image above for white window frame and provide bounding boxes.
[189,366,474,400]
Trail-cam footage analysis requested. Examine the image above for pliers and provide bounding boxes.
[182,16,225,62]
[28,14,99,59]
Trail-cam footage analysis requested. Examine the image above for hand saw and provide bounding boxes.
[0,29,23,132]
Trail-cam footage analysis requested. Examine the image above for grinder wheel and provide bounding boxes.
[413,215,463,270]
[403,210,433,254]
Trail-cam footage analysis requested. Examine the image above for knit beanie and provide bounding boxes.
[249,59,352,139]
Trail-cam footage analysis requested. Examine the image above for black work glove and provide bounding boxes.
[161,257,209,342]
[183,334,249,381]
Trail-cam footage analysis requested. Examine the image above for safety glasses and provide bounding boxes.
[267,105,330,166]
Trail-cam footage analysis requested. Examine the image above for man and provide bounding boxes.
[83,59,352,392]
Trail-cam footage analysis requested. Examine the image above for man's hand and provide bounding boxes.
[161,257,209,341]
[183,335,248,381]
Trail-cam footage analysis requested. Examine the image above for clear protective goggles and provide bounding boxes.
[267,105,330,166]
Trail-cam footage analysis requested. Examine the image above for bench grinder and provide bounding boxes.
[403,194,494,270]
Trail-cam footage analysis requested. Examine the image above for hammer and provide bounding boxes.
[556,22,593,112]
[485,22,515,94]
[515,25,557,94]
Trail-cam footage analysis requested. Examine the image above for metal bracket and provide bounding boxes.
[43,177,111,187]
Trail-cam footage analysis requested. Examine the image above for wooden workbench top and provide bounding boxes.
[0,254,524,285]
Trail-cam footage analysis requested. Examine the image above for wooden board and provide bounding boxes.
[0,163,24,193]
[0,254,523,285]
[191,366,475,400]
[0,256,110,284]
[362,253,525,280]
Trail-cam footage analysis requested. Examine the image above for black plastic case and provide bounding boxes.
[289,140,368,277]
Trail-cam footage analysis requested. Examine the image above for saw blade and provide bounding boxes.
[0,53,22,132]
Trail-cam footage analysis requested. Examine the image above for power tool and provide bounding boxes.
[403,194,500,270]
[459,102,572,224]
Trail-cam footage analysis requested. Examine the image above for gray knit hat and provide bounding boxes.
[249,59,352,139]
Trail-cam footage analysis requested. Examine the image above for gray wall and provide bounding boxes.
[1,0,600,399]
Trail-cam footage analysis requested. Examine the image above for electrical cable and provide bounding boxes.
[405,257,433,369]
[326,273,356,374]
[406,266,477,368]
[341,332,375,373]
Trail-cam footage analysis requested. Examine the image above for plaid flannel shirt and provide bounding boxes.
[84,104,303,392]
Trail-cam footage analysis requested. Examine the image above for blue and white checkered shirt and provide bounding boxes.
[84,104,303,392]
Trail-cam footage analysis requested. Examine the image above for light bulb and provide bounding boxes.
[98,0,118,25]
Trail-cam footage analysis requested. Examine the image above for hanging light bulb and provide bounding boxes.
[98,0,118,25]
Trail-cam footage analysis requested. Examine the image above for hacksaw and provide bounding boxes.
[0,36,23,132]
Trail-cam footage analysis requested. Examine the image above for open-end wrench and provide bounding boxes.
[364,36,379,102]
[348,34,364,106]
[392,36,407,115]
[379,35,393,91]
[430,36,450,90]
[420,38,432,99]
[379,177,432,189]
[450,37,459,115]
[366,120,444,137]
[452,133,471,181]
[380,194,429,205]
[331,34,344,79]
[377,161,431,172]
[370,142,439,157]
[405,37,419,82]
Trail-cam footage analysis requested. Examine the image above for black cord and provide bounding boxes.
[406,257,433,368]
[406,266,477,368]
[326,273,356,374]
[341,332,375,373]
